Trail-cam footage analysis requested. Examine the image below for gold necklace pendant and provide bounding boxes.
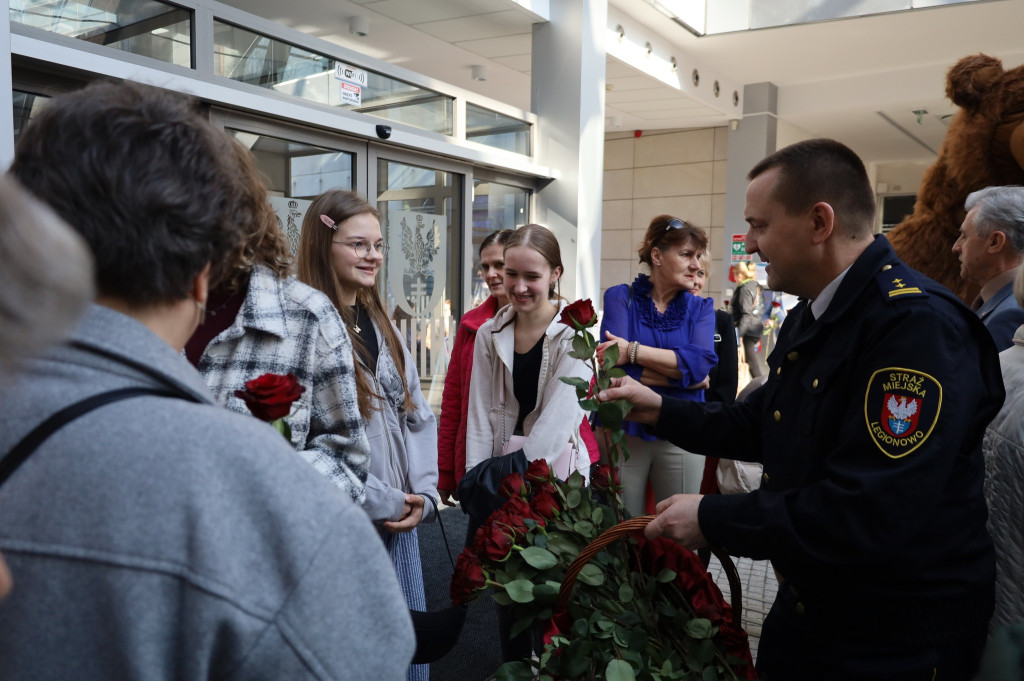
[353,323,361,333]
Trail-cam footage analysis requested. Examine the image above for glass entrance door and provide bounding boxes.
[370,151,465,413]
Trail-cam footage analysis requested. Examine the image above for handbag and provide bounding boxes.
[715,458,763,495]
[408,495,467,664]
[457,356,582,525]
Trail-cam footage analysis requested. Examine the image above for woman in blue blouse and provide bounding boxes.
[596,215,718,516]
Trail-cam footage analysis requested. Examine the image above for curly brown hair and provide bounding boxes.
[217,139,293,292]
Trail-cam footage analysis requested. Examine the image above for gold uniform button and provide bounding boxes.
[787,351,799,362]
[773,410,781,422]
[762,472,770,483]
[812,379,819,389]
[881,264,892,271]
[796,602,806,615]
[776,367,782,376]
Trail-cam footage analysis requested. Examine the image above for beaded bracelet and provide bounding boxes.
[628,340,639,365]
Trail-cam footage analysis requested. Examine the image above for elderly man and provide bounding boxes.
[600,139,1002,681]
[954,186,1024,350]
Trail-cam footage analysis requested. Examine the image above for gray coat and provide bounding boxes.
[0,305,414,680]
[984,326,1024,628]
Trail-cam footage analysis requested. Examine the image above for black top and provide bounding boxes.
[706,309,738,405]
[351,304,379,373]
[512,335,544,435]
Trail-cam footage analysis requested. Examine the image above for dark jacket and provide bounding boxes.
[656,236,1002,647]
[977,280,1024,351]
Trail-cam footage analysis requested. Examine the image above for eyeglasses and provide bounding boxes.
[666,218,688,231]
[333,239,388,258]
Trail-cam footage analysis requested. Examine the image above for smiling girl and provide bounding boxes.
[297,189,438,681]
[463,223,591,662]
[464,224,590,484]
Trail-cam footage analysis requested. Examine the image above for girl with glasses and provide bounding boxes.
[298,189,439,681]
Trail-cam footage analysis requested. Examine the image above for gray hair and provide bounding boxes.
[965,186,1024,255]
[0,175,93,370]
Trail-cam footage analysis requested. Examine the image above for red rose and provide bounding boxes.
[530,490,561,520]
[502,497,533,532]
[534,480,559,497]
[525,458,552,482]
[234,372,305,421]
[558,299,597,330]
[591,464,620,491]
[543,607,572,647]
[499,473,529,499]
[450,549,487,605]
[474,523,514,561]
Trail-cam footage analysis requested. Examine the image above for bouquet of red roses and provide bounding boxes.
[451,458,755,681]
[451,299,755,681]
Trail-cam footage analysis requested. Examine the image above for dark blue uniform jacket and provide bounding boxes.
[655,236,1003,646]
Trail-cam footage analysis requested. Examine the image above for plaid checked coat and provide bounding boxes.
[198,265,370,503]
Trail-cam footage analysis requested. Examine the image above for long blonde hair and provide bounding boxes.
[297,189,414,418]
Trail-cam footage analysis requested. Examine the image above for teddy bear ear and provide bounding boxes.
[946,53,1004,112]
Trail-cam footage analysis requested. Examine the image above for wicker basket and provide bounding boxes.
[555,514,743,623]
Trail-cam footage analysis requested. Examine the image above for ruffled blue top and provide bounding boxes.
[599,274,718,441]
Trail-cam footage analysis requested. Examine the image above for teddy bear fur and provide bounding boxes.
[888,54,1024,302]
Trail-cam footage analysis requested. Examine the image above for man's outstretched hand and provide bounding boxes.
[598,375,664,425]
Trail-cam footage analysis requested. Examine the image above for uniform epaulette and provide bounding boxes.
[875,262,928,302]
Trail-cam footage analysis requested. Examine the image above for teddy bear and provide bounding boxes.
[887,53,1024,302]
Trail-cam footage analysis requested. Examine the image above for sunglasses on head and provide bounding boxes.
[666,218,687,231]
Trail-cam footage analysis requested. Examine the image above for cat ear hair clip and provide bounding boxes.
[320,214,338,231]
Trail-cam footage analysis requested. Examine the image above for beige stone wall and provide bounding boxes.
[601,126,729,310]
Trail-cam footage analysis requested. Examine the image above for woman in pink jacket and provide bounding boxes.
[437,229,513,506]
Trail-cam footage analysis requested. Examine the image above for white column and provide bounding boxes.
[723,82,777,296]
[530,0,607,303]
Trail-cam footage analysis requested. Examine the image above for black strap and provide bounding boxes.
[421,494,457,570]
[0,386,195,489]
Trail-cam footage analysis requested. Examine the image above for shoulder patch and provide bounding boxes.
[875,262,927,302]
[864,367,942,458]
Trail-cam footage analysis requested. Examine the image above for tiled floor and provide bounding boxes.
[705,554,775,662]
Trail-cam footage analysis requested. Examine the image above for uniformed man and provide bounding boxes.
[599,139,1003,681]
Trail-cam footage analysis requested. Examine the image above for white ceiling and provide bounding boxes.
[218,0,1024,165]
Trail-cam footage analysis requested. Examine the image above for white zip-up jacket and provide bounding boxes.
[465,300,590,477]
[359,317,439,524]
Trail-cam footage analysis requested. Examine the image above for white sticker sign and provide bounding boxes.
[337,80,361,107]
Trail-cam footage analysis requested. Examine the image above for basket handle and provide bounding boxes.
[555,515,743,623]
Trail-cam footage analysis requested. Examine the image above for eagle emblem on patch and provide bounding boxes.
[864,368,942,459]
